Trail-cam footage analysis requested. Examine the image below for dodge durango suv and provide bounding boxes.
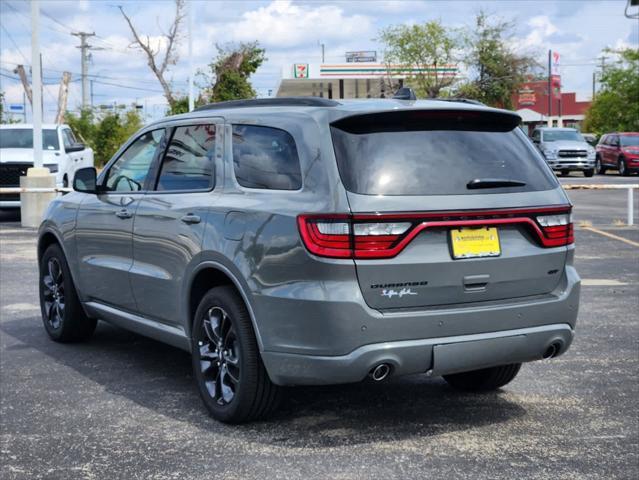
[37,97,580,423]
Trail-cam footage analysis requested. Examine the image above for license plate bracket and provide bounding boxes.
[450,227,501,259]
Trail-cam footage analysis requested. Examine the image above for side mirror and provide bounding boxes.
[73,167,98,193]
[66,143,86,153]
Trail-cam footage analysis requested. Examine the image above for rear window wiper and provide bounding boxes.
[467,178,527,189]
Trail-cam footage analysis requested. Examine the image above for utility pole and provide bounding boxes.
[188,0,194,112]
[55,72,71,124]
[90,79,94,108]
[31,0,43,168]
[72,31,96,110]
[547,50,552,127]
[14,65,33,106]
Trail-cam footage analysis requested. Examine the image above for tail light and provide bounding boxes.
[535,212,574,247]
[298,206,574,259]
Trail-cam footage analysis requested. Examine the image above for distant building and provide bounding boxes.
[513,79,592,135]
[275,59,457,99]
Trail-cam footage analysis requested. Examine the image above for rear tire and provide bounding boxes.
[39,244,96,342]
[192,286,280,423]
[584,168,594,177]
[443,363,521,391]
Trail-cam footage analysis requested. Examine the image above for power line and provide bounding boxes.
[0,24,29,64]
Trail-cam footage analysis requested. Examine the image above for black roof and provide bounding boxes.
[194,97,340,111]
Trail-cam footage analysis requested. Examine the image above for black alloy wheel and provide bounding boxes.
[197,306,241,406]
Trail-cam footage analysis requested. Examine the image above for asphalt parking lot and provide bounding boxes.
[1,176,638,479]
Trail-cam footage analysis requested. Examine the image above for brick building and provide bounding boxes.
[513,79,592,135]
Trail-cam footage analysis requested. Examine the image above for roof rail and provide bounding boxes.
[430,97,485,106]
[193,97,340,111]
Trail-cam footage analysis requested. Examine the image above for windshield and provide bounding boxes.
[620,136,639,147]
[331,111,558,196]
[542,130,584,142]
[0,129,60,150]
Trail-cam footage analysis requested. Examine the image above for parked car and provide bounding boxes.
[37,97,580,423]
[531,127,596,177]
[0,124,93,209]
[595,132,639,176]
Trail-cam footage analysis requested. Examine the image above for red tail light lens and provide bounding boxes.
[298,206,574,259]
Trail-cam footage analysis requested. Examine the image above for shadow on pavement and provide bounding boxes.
[1,315,527,447]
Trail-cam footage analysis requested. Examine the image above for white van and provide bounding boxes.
[0,124,94,208]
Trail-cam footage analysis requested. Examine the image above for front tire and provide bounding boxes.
[584,168,595,177]
[619,158,629,176]
[595,156,606,175]
[560,169,570,177]
[39,244,96,342]
[443,363,521,391]
[192,286,280,423]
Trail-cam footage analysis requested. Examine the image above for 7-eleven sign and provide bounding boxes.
[294,63,309,78]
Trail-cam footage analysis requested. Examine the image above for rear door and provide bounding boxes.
[330,109,571,310]
[131,121,221,326]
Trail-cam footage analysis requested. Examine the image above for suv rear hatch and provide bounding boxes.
[300,108,572,310]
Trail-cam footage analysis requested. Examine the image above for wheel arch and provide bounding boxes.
[185,261,264,351]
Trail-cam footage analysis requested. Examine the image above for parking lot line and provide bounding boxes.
[582,226,639,248]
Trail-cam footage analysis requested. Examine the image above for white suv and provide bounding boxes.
[0,124,94,208]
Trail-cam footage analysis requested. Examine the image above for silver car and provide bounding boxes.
[37,97,580,423]
[532,127,596,177]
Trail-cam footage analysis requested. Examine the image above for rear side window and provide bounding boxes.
[156,125,216,191]
[331,110,558,196]
[232,125,302,190]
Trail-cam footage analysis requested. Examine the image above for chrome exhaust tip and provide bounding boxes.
[369,363,391,382]
[543,342,561,359]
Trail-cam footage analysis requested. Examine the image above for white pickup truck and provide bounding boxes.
[0,124,94,208]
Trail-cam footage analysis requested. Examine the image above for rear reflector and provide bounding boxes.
[298,206,574,259]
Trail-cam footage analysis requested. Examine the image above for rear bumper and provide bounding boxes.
[259,266,580,386]
[262,323,574,386]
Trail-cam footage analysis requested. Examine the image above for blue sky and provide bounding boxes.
[1,0,637,123]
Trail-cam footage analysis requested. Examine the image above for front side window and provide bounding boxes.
[232,125,302,190]
[156,124,216,191]
[105,129,164,192]
[0,128,60,150]
[62,129,77,148]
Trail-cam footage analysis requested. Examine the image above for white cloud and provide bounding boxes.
[229,0,373,47]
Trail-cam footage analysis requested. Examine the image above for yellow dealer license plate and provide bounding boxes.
[450,227,501,259]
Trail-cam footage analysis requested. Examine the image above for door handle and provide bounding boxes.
[115,209,133,219]
[180,213,201,225]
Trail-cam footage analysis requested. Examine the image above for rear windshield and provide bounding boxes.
[331,110,558,196]
[542,130,584,142]
[0,129,60,150]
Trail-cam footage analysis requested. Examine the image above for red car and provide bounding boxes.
[595,132,639,176]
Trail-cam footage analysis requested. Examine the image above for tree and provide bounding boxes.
[379,21,461,98]
[120,0,185,110]
[204,42,266,103]
[65,109,142,166]
[583,48,639,134]
[457,12,538,108]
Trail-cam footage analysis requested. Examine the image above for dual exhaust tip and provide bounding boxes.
[369,363,391,382]
[370,342,562,381]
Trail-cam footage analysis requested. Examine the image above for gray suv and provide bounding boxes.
[37,98,580,423]
[532,127,596,177]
